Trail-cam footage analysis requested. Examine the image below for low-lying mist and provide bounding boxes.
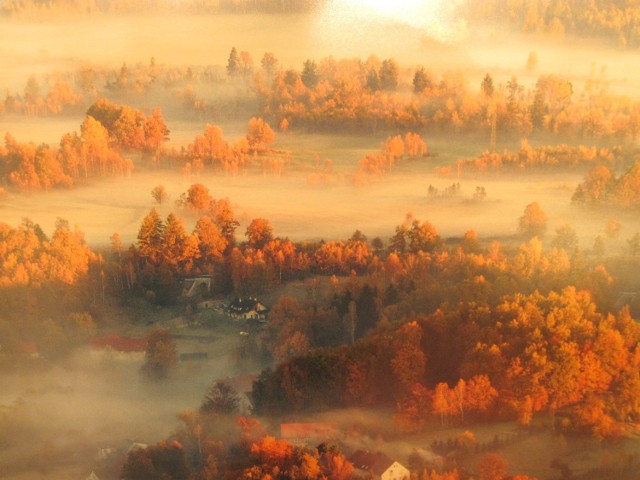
[0,337,240,479]
[0,161,627,254]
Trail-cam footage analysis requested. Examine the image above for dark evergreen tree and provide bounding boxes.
[301,59,320,88]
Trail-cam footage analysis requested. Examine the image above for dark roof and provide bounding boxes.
[350,450,395,476]
[227,297,266,314]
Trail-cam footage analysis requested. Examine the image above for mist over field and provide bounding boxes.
[2,1,640,479]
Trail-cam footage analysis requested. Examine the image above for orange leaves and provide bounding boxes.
[353,132,428,184]
[246,117,276,151]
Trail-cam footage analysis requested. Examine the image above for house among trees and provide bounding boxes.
[350,450,410,480]
[18,341,39,359]
[226,297,269,320]
[280,422,338,447]
[89,333,146,360]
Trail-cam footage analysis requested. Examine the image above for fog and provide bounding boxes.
[2,2,640,479]
[0,150,596,247]
[0,333,241,479]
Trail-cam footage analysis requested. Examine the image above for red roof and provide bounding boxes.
[18,341,38,354]
[90,333,147,352]
[280,422,338,441]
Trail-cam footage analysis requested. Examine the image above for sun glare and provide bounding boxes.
[319,0,466,43]
[347,0,428,17]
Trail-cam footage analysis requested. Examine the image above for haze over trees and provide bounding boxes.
[5,2,640,479]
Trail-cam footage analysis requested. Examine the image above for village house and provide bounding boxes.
[280,422,338,447]
[89,333,146,360]
[350,450,410,480]
[18,341,39,359]
[226,297,269,320]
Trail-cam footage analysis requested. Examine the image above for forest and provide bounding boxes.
[3,1,640,479]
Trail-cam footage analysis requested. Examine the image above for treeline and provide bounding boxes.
[352,132,427,185]
[120,410,540,480]
[180,117,277,176]
[454,140,623,174]
[0,99,169,189]
[467,0,640,48]
[0,0,319,16]
[118,196,622,307]
[7,50,640,144]
[121,416,355,480]
[573,160,640,208]
[0,98,282,190]
[253,287,640,440]
[0,219,102,362]
[255,56,640,139]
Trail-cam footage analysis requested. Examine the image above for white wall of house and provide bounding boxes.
[381,462,410,480]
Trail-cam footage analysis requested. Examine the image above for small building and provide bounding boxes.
[89,333,147,360]
[197,300,217,310]
[182,276,214,299]
[90,333,146,352]
[127,442,148,453]
[18,341,39,359]
[180,352,209,362]
[350,450,410,480]
[280,422,338,447]
[226,297,269,320]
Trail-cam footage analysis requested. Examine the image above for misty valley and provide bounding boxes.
[3,1,640,479]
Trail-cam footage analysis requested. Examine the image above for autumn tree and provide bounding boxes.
[379,59,399,90]
[141,328,178,380]
[261,52,279,75]
[181,183,213,213]
[144,107,170,153]
[481,73,495,98]
[227,47,240,76]
[160,213,199,271]
[246,117,275,152]
[413,67,432,93]
[151,184,169,205]
[194,215,227,263]
[121,441,189,480]
[246,218,274,249]
[518,202,547,238]
[301,59,320,88]
[200,381,241,416]
[137,208,164,262]
[477,453,508,480]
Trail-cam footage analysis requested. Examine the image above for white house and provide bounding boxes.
[350,450,410,480]
[226,297,269,320]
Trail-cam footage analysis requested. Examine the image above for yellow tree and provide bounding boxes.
[518,202,547,238]
[246,117,275,152]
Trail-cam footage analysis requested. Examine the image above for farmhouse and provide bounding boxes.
[18,341,39,359]
[89,333,146,360]
[350,450,410,480]
[226,297,269,320]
